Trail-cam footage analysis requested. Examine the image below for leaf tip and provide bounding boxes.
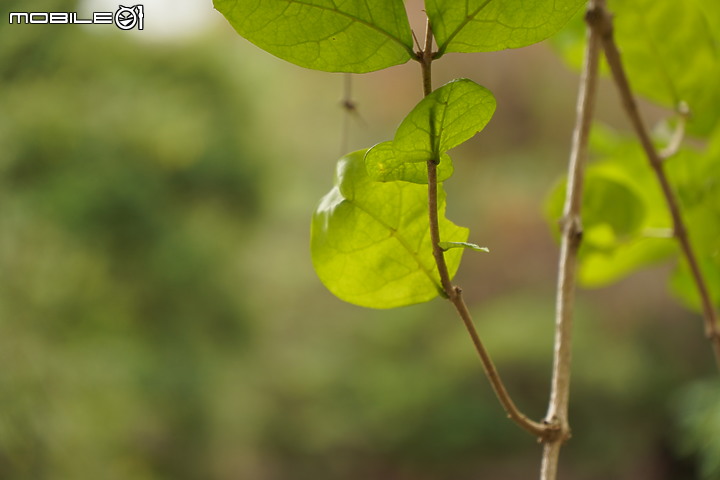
[438,241,489,253]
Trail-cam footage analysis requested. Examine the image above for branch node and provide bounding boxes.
[585,4,613,38]
[539,417,570,445]
[560,215,583,244]
[542,2,603,474]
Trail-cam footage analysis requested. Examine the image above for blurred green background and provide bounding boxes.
[1,1,717,479]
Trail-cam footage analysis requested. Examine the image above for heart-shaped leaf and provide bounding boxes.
[311,150,469,309]
[365,78,496,183]
[214,0,415,73]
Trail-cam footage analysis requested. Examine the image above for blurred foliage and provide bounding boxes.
[548,2,720,305]
[549,0,720,476]
[0,1,263,478]
[674,380,720,479]
[553,0,720,135]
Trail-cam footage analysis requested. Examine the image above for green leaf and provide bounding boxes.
[393,79,496,161]
[366,79,496,184]
[579,237,676,287]
[365,141,455,184]
[438,241,489,253]
[426,0,586,56]
[553,0,720,134]
[544,160,675,286]
[544,124,720,292]
[607,0,720,135]
[311,150,469,309]
[670,254,720,313]
[545,168,647,246]
[213,0,414,73]
[667,143,720,311]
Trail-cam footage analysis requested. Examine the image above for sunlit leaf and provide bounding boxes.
[365,141,454,184]
[213,0,414,73]
[393,79,496,161]
[426,0,586,56]
[366,79,496,184]
[311,150,468,308]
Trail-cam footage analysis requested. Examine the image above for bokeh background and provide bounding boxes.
[1,1,717,479]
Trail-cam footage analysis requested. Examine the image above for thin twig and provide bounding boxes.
[420,19,434,97]
[541,1,603,478]
[340,73,365,156]
[418,17,548,439]
[587,5,720,369]
[451,285,550,438]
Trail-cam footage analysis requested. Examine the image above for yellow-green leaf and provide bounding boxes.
[311,150,468,308]
[365,79,496,184]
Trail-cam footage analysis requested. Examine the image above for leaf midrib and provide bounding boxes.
[436,0,494,56]
[348,198,443,292]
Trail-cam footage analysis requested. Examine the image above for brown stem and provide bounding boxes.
[421,18,433,97]
[587,5,720,370]
[451,285,550,437]
[420,20,453,295]
[541,1,603,478]
[418,17,548,438]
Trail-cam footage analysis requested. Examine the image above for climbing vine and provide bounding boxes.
[214,0,720,477]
